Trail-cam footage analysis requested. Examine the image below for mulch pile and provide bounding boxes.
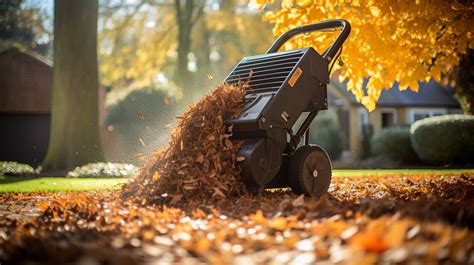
[2,84,474,264]
[1,174,474,264]
[122,83,248,204]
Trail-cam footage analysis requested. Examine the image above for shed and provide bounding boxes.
[0,47,52,166]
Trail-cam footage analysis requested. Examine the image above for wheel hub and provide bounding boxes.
[288,145,332,196]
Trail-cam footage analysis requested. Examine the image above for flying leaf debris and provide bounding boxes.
[123,83,248,204]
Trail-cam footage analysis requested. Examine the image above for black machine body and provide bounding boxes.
[224,20,351,196]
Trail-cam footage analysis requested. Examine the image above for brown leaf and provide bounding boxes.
[292,194,305,207]
[224,139,233,149]
[212,188,225,198]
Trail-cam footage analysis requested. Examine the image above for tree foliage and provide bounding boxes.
[0,0,51,56]
[254,0,474,111]
[99,1,176,93]
[99,0,273,99]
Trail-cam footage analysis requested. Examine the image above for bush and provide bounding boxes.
[104,88,180,163]
[410,114,474,164]
[370,126,418,163]
[66,162,138,178]
[308,111,346,160]
[361,124,373,160]
[0,161,38,176]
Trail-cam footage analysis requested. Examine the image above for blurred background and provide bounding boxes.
[0,0,470,173]
[1,0,277,165]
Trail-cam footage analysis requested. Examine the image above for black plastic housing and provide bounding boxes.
[226,47,329,135]
[221,19,351,192]
[225,47,329,189]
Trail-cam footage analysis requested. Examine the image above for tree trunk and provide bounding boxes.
[195,14,211,77]
[174,0,193,90]
[42,0,104,173]
[453,49,474,115]
[174,0,204,93]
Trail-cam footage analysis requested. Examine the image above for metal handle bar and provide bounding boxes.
[266,19,351,60]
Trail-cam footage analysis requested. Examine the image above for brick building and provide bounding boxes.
[0,47,53,165]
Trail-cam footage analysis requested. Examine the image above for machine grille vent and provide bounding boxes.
[225,50,304,95]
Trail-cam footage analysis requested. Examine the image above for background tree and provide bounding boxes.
[99,0,178,102]
[98,0,273,162]
[255,0,474,112]
[0,0,51,56]
[99,0,273,104]
[199,0,274,82]
[174,0,205,91]
[451,49,474,114]
[42,0,104,172]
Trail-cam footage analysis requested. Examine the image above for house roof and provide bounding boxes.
[0,46,52,67]
[329,79,460,108]
[0,47,53,113]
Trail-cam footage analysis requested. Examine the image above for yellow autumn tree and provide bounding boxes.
[99,2,176,97]
[253,0,474,111]
[99,0,273,104]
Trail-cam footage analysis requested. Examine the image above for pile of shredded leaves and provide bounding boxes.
[122,83,248,204]
[1,173,473,264]
[2,84,474,264]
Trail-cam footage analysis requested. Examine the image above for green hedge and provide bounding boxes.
[308,112,346,160]
[410,114,474,164]
[371,126,418,163]
[104,88,180,163]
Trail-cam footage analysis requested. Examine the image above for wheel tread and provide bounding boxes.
[288,145,332,196]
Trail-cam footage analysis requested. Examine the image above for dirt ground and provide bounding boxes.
[1,173,473,264]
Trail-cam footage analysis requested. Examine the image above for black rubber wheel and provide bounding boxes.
[288,145,332,196]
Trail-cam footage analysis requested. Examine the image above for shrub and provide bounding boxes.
[104,88,180,163]
[66,162,138,178]
[361,124,373,160]
[0,161,38,176]
[410,114,474,164]
[308,111,346,160]
[371,126,418,163]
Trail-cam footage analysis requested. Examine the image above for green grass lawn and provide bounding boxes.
[1,168,473,193]
[0,175,129,193]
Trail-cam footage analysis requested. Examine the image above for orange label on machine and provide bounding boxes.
[288,67,302,87]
